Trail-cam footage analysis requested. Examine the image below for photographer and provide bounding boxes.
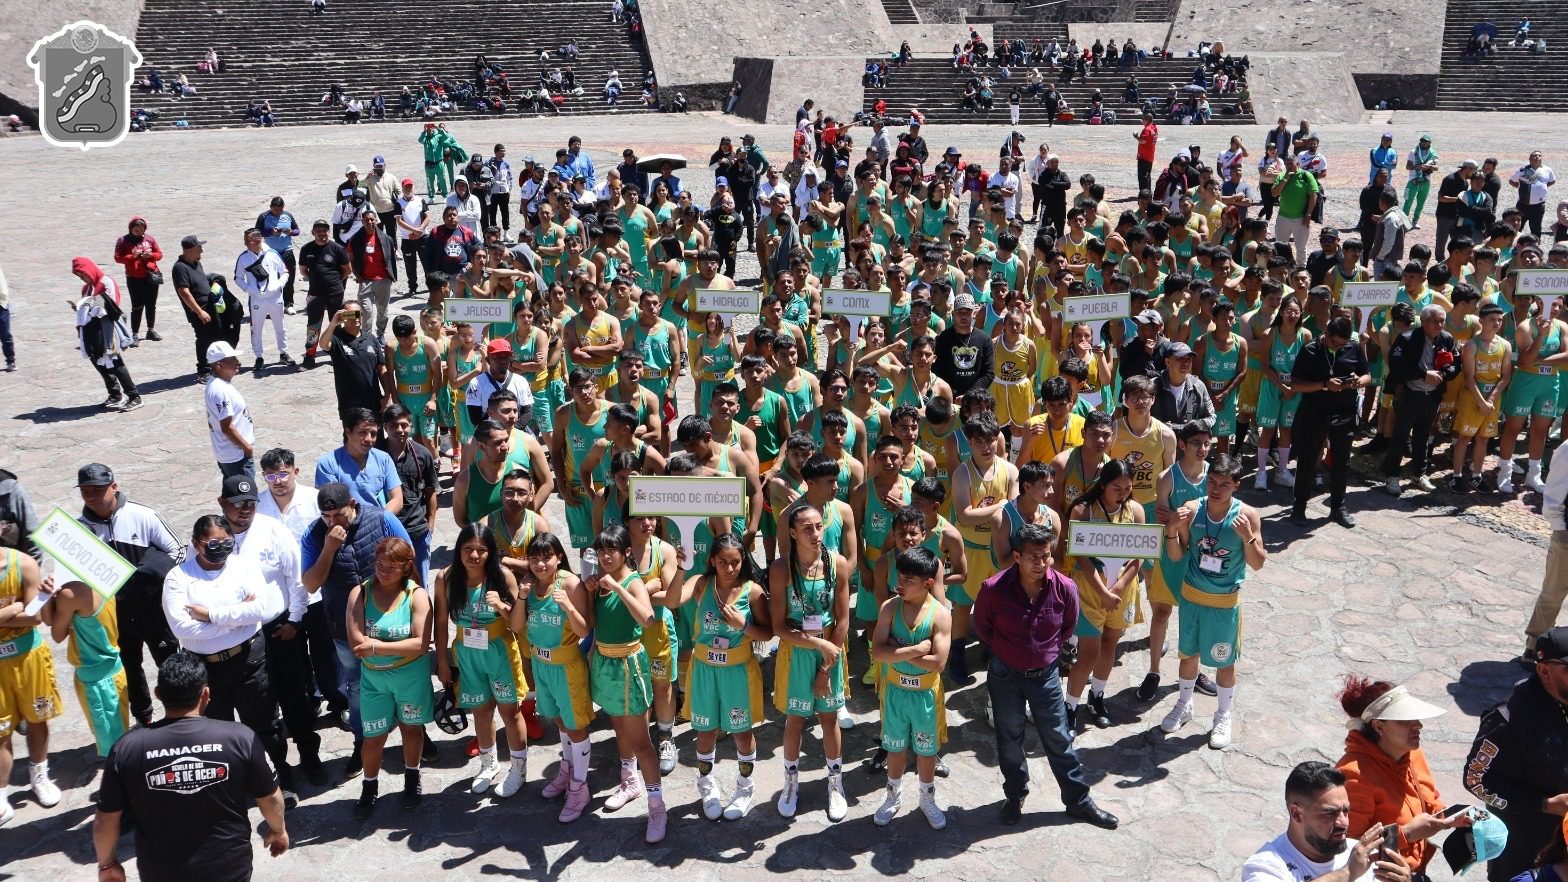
[1288,316,1371,529]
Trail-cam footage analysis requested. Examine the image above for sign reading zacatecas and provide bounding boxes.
[1065,521,1163,559]
[27,21,143,150]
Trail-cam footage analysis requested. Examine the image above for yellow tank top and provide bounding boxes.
[574,312,617,374]
[994,335,1034,384]
[1109,416,1166,505]
[1473,336,1507,386]
[958,459,1009,549]
[0,550,28,643]
[1062,447,1108,509]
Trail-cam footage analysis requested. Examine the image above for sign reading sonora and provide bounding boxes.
[1062,292,1131,323]
[695,289,762,315]
[821,289,892,317]
[444,298,510,325]
[1065,521,1163,560]
[629,476,748,517]
[31,507,134,599]
[1517,269,1568,295]
[1338,281,1402,308]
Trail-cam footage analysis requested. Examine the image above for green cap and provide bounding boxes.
[1419,133,1433,142]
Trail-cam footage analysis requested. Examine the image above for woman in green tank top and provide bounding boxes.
[347,537,434,817]
[695,312,740,414]
[586,525,669,842]
[663,534,770,820]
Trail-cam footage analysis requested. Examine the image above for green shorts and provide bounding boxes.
[535,379,564,436]
[590,646,654,716]
[531,655,593,731]
[1212,388,1238,438]
[565,484,595,549]
[76,666,128,757]
[398,395,438,439]
[853,574,879,623]
[772,640,846,717]
[639,377,670,404]
[362,658,436,737]
[1255,380,1301,429]
[453,639,519,708]
[1504,373,1563,420]
[1178,591,1242,669]
[880,678,940,756]
[685,652,764,733]
[811,246,843,279]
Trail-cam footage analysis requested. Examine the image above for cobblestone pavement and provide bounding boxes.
[0,112,1556,880]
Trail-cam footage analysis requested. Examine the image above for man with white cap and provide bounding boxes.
[364,154,399,238]
[335,163,361,205]
[204,341,256,481]
[1465,626,1568,881]
[1433,159,1479,259]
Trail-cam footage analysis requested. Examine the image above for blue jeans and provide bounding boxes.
[334,638,364,743]
[411,530,431,589]
[0,304,13,365]
[987,656,1093,806]
[219,456,256,483]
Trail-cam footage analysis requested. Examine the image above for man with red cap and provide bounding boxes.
[467,337,535,432]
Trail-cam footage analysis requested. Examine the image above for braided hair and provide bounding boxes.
[785,502,830,617]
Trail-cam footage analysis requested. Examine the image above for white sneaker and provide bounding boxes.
[723,778,755,820]
[697,773,724,820]
[873,782,903,826]
[1252,472,1268,491]
[777,768,800,817]
[495,758,527,797]
[1498,475,1516,494]
[30,766,61,808]
[1274,469,1296,488]
[658,736,677,774]
[1527,472,1547,494]
[918,788,948,830]
[837,706,855,730]
[826,773,848,822]
[1383,477,1402,496]
[1160,701,1193,734]
[603,767,645,811]
[1414,475,1436,492]
[1209,713,1234,750]
[470,753,499,794]
[0,798,13,828]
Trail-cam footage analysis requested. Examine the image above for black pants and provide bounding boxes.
[301,601,345,710]
[1293,409,1355,512]
[278,249,297,308]
[1046,204,1066,239]
[1136,159,1153,194]
[400,241,422,293]
[265,621,323,760]
[719,244,738,279]
[204,635,289,768]
[117,591,177,722]
[93,355,139,399]
[305,289,345,349]
[486,193,511,232]
[378,211,398,241]
[1259,185,1278,220]
[1030,182,1044,220]
[126,276,160,333]
[733,186,757,245]
[1383,387,1442,477]
[189,312,225,376]
[1523,201,1546,237]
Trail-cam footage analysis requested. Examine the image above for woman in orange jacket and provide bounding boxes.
[1335,675,1472,878]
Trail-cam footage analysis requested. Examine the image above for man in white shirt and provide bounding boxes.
[161,512,291,789]
[485,143,514,235]
[204,342,255,481]
[446,176,484,239]
[1510,150,1557,237]
[994,156,1024,221]
[218,475,326,785]
[466,337,535,429]
[758,166,788,219]
[1241,761,1408,882]
[233,229,293,372]
[395,177,429,297]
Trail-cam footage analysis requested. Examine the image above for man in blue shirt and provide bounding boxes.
[256,196,300,313]
[551,148,575,184]
[1368,131,1399,185]
[313,407,404,514]
[564,135,595,188]
[618,147,649,196]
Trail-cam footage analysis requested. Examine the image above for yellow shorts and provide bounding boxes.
[1455,398,1500,439]
[1238,367,1263,417]
[953,544,993,607]
[992,379,1036,427]
[641,618,677,683]
[1146,557,1178,607]
[591,369,619,394]
[1075,566,1144,636]
[1440,377,1464,414]
[0,642,64,738]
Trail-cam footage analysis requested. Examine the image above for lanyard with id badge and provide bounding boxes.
[705,634,731,665]
[463,626,489,650]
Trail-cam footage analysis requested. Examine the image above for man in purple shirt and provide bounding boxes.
[974,522,1119,829]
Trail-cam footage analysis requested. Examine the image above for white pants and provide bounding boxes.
[1274,215,1310,266]
[358,279,394,341]
[250,296,287,358]
[1010,105,1020,125]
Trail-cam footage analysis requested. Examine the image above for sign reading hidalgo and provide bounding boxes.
[695,289,762,315]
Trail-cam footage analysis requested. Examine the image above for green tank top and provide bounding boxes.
[617,206,651,268]
[566,403,610,490]
[1169,462,1209,511]
[820,501,847,558]
[1203,334,1241,389]
[1270,330,1304,377]
[1522,322,1563,382]
[632,319,675,381]
[526,572,575,650]
[693,577,754,649]
[393,343,434,401]
[364,581,416,668]
[859,403,883,445]
[920,514,951,560]
[585,245,619,282]
[465,462,506,525]
[594,439,646,487]
[863,475,912,556]
[768,374,814,423]
[890,198,914,244]
[785,554,836,631]
[512,329,547,393]
[594,572,644,643]
[68,597,121,682]
[1184,498,1247,595]
[921,199,949,237]
[740,389,785,463]
[457,580,499,627]
[835,453,854,503]
[889,596,938,678]
[808,408,858,457]
[699,335,736,382]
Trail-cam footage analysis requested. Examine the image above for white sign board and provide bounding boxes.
[821,289,892,317]
[1340,282,1402,335]
[31,507,134,600]
[1065,520,1163,560]
[444,297,510,325]
[695,289,762,315]
[1517,269,1568,318]
[1063,292,1132,324]
[629,476,749,561]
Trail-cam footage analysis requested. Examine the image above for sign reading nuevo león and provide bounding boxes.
[31,507,135,599]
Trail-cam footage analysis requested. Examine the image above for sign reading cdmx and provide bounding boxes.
[27,21,143,150]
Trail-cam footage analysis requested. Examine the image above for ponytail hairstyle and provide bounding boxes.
[1071,456,1133,512]
[445,523,509,622]
[1336,674,1394,739]
[785,502,830,613]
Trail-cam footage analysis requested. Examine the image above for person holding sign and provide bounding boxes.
[40,577,129,759]
[1159,454,1266,750]
[1063,457,1144,730]
[0,547,63,819]
[1450,302,1513,492]
[553,368,613,563]
[769,503,853,822]
[665,533,770,822]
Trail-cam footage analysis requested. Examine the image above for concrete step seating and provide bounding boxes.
[1436,0,1568,111]
[131,0,652,129]
[864,55,1252,126]
[879,0,922,24]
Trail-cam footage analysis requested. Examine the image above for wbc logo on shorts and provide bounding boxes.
[913,731,934,752]
[400,703,420,721]
[729,707,748,729]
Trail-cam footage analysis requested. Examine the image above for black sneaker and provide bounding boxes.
[1330,508,1358,529]
[1289,508,1311,528]
[421,736,439,763]
[300,754,328,787]
[1450,475,1471,494]
[100,395,124,409]
[344,742,363,779]
[934,755,950,778]
[121,397,144,412]
[354,779,378,819]
[303,353,316,369]
[279,352,297,366]
[402,769,422,809]
[1194,672,1218,697]
[1066,704,1080,731]
[1000,796,1024,825]
[253,357,266,375]
[1085,693,1112,727]
[145,329,163,342]
[1136,672,1161,701]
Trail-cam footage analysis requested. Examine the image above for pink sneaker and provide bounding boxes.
[559,780,590,823]
[603,767,644,811]
[645,800,668,843]
[541,757,572,799]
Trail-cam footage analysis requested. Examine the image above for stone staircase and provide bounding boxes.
[1435,0,1568,111]
[130,0,654,129]
[864,55,1252,125]
[880,0,922,25]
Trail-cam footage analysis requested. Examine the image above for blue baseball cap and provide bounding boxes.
[373,154,386,166]
[1442,808,1510,875]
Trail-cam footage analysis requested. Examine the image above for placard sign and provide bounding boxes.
[1065,520,1163,560]
[1339,282,1401,335]
[695,289,762,315]
[628,476,749,561]
[1517,269,1568,319]
[1063,292,1131,341]
[31,507,134,600]
[444,298,510,325]
[821,289,892,343]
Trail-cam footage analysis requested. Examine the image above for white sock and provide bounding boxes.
[1178,677,1196,706]
[657,720,673,737]
[1064,691,1081,709]
[826,759,842,776]
[364,774,379,783]
[1089,676,1107,698]
[1217,685,1236,717]
[1010,435,1024,456]
[570,738,591,783]
[512,747,529,764]
[784,759,799,774]
[559,730,572,763]
[406,761,420,771]
[479,745,496,757]
[1278,446,1292,471]
[697,750,717,776]
[886,775,900,790]
[620,757,637,774]
[647,782,664,803]
[920,781,935,796]
[737,751,756,781]
[1529,458,1542,476]
[30,760,48,777]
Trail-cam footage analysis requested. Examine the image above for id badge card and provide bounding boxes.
[802,614,824,633]
[463,627,489,650]
[1199,553,1223,574]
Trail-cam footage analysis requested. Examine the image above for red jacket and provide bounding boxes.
[114,216,163,280]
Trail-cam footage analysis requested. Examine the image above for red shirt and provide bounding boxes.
[362,234,390,280]
[1138,123,1159,163]
[973,564,1079,671]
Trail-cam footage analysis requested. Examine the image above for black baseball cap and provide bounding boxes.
[1536,626,1568,661]
[180,235,206,249]
[77,463,115,487]
[318,482,354,511]
[221,474,258,504]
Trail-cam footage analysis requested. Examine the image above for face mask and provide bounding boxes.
[204,537,236,564]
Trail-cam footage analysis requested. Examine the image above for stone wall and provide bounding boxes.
[1247,52,1367,123]
[1352,72,1439,110]
[1167,0,1444,77]
[0,0,146,121]
[733,56,867,125]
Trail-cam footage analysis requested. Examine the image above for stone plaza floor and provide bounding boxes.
[0,111,1559,880]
